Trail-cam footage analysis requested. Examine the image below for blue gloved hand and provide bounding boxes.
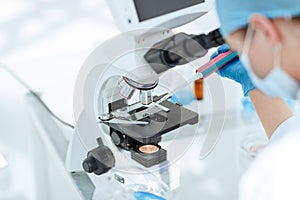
[134,191,166,200]
[169,90,195,106]
[211,44,256,96]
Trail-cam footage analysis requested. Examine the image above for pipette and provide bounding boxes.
[196,50,238,78]
[168,50,239,104]
[172,50,239,93]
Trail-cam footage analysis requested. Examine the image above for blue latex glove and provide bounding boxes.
[211,44,256,96]
[169,90,195,106]
[134,191,166,200]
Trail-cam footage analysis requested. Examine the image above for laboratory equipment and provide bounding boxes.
[65,0,235,199]
[194,78,204,100]
[197,50,238,78]
[144,29,225,73]
[239,97,268,170]
[106,0,212,32]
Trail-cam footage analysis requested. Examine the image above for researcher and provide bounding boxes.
[212,0,300,199]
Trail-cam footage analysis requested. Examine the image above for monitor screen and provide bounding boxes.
[134,0,205,22]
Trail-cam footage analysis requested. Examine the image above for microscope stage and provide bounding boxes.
[105,99,199,144]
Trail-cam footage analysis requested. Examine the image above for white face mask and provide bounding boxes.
[240,26,299,99]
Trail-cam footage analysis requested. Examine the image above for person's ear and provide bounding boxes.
[249,14,281,45]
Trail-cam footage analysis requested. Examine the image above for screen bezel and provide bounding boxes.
[106,0,213,32]
[133,0,205,22]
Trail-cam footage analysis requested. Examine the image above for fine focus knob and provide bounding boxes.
[82,156,98,173]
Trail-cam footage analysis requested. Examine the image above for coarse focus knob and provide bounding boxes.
[82,138,115,176]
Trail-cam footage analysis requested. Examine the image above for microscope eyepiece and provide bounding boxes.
[144,29,225,73]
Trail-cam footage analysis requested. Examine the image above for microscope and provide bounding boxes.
[65,0,235,199]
